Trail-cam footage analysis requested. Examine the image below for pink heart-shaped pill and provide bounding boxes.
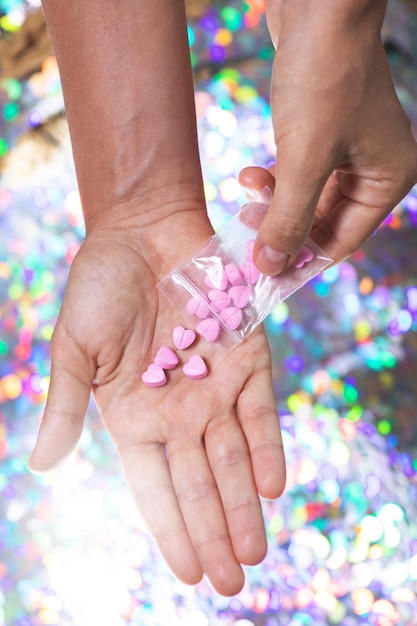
[186,296,210,318]
[220,306,243,330]
[197,317,221,342]
[240,261,261,285]
[229,285,251,309]
[224,262,244,286]
[173,326,196,350]
[293,245,314,268]
[208,289,231,311]
[141,363,166,388]
[183,355,208,380]
[154,346,179,370]
[245,239,255,262]
[204,268,228,290]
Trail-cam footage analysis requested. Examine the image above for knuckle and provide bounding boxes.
[194,531,229,553]
[49,325,63,352]
[55,409,84,426]
[137,482,172,506]
[177,480,217,506]
[261,217,309,255]
[244,405,278,425]
[49,323,76,356]
[225,498,259,517]
[389,139,417,196]
[215,447,248,470]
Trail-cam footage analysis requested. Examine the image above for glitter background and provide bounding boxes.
[1,1,417,625]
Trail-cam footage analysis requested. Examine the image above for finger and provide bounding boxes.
[237,353,286,501]
[312,193,390,263]
[204,411,267,566]
[238,165,276,196]
[28,335,92,472]
[254,142,332,274]
[167,440,245,596]
[313,172,344,229]
[118,441,203,586]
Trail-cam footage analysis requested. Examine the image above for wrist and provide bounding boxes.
[83,191,213,279]
[81,161,206,235]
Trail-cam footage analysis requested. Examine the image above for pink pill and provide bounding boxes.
[197,317,221,342]
[141,363,166,388]
[172,325,196,350]
[293,245,314,268]
[208,289,231,311]
[220,306,243,330]
[186,296,210,318]
[224,262,244,286]
[154,346,179,370]
[245,239,255,262]
[240,261,261,285]
[183,354,208,380]
[204,268,228,290]
[229,285,251,309]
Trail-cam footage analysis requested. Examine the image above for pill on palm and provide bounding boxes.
[197,317,221,342]
[183,354,208,379]
[293,245,314,268]
[186,296,210,318]
[154,346,179,369]
[142,363,166,388]
[208,289,231,311]
[240,261,260,285]
[224,262,244,286]
[245,239,255,262]
[220,306,242,330]
[229,285,251,308]
[173,325,196,350]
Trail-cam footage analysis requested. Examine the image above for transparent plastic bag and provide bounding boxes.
[158,187,333,353]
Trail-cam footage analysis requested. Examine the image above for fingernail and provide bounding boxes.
[257,246,289,275]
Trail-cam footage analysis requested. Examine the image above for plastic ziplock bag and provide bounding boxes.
[158,187,333,353]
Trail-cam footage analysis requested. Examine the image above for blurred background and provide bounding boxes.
[1,1,417,625]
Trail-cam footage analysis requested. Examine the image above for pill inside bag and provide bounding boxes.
[158,187,333,354]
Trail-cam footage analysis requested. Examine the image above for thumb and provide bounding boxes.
[254,144,331,275]
[28,338,92,472]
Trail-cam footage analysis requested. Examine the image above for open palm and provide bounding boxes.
[29,217,285,596]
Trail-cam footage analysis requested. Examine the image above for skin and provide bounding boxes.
[28,0,417,596]
[28,0,285,597]
[29,226,285,596]
[250,0,417,274]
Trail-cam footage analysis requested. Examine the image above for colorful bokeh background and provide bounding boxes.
[1,1,417,624]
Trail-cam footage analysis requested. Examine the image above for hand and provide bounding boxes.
[249,0,417,274]
[28,212,286,596]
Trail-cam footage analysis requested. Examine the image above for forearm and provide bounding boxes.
[41,0,205,233]
[265,0,394,132]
